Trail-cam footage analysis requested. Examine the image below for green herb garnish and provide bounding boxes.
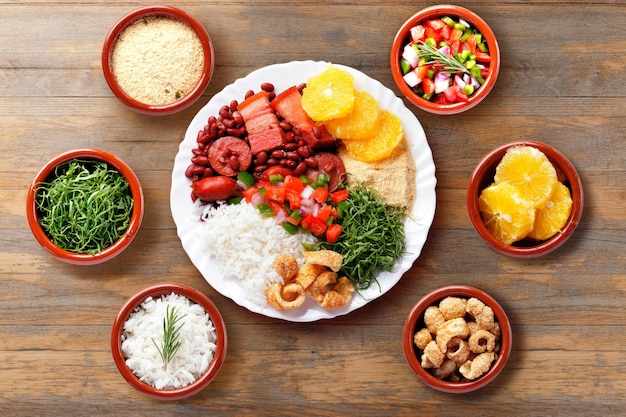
[316,183,406,291]
[152,305,186,365]
[413,41,470,75]
[35,159,133,254]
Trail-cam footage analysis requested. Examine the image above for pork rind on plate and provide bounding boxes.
[413,297,501,381]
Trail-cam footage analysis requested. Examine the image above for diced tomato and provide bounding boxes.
[330,189,349,203]
[433,93,450,104]
[264,185,284,202]
[475,51,491,63]
[242,186,257,203]
[317,205,337,224]
[443,86,458,103]
[465,34,477,55]
[284,175,305,193]
[267,200,284,217]
[306,216,327,237]
[440,24,451,42]
[449,28,463,42]
[424,27,442,44]
[422,78,435,95]
[284,188,301,209]
[481,67,490,78]
[455,90,469,103]
[425,19,446,31]
[325,223,342,244]
[414,64,430,80]
[310,187,329,204]
[286,214,301,226]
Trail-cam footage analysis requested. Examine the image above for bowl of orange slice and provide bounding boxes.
[467,141,583,258]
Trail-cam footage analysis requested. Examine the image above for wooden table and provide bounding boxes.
[2,1,625,415]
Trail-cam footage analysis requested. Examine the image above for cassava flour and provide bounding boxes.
[121,292,217,390]
[112,17,204,105]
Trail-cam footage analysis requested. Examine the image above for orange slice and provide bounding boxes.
[324,90,382,140]
[494,145,558,208]
[527,181,573,241]
[301,67,355,122]
[341,110,404,162]
[478,182,536,245]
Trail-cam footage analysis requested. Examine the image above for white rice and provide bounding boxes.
[195,201,318,306]
[121,292,217,390]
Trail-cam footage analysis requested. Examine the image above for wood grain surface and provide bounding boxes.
[1,1,625,416]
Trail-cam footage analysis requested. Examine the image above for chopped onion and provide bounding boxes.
[403,70,421,88]
[434,72,450,94]
[402,44,419,68]
[300,197,315,214]
[251,192,265,207]
[459,18,470,28]
[438,45,451,56]
[301,185,314,199]
[454,74,466,88]
[236,179,248,190]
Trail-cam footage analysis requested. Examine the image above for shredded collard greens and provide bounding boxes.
[35,159,134,254]
[316,183,406,291]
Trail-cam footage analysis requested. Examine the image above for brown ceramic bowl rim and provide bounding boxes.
[111,282,228,400]
[26,149,144,265]
[403,285,512,393]
[467,140,584,258]
[390,4,500,115]
[101,5,214,115]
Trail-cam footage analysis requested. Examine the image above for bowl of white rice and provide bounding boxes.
[111,283,227,400]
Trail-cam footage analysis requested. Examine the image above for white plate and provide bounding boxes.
[171,61,436,322]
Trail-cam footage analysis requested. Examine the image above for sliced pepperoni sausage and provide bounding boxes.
[208,136,252,176]
[306,152,347,191]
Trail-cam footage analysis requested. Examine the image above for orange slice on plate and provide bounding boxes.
[341,110,404,163]
[301,67,355,122]
[324,90,382,140]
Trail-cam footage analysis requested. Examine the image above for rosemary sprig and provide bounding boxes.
[413,41,470,75]
[152,305,186,365]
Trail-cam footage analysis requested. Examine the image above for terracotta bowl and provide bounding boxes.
[390,5,500,115]
[111,283,227,400]
[102,5,214,115]
[467,141,584,258]
[26,149,144,265]
[403,285,512,393]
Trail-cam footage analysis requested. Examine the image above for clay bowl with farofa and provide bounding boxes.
[102,5,214,115]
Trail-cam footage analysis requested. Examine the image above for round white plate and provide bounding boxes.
[171,61,436,322]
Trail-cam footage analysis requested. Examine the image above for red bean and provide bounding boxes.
[229,100,239,112]
[261,82,275,92]
[191,156,209,165]
[293,161,308,176]
[271,150,285,159]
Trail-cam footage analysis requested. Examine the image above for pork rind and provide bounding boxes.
[439,296,467,320]
[413,296,501,382]
[413,328,433,350]
[459,352,497,380]
[424,306,445,335]
[267,251,354,310]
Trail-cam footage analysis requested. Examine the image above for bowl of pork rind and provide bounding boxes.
[403,285,512,393]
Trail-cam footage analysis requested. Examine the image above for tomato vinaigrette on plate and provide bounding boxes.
[399,16,491,104]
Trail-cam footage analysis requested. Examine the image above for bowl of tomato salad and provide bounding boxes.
[390,5,500,115]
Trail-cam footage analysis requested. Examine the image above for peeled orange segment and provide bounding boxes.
[301,67,355,122]
[527,181,573,241]
[494,145,558,209]
[341,110,404,162]
[478,182,536,245]
[324,90,382,140]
